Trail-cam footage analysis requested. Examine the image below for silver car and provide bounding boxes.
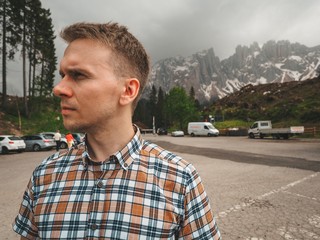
[22,134,56,151]
[40,132,68,149]
[0,135,26,154]
[39,132,68,149]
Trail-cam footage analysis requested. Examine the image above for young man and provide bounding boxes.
[53,130,61,151]
[13,22,221,239]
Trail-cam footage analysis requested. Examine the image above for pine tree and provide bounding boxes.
[156,87,165,128]
[147,85,157,127]
[164,86,198,130]
[189,86,201,110]
[0,0,57,116]
[0,0,23,109]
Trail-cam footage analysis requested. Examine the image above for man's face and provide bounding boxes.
[53,39,124,132]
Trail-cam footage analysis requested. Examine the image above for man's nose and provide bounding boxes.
[53,78,73,98]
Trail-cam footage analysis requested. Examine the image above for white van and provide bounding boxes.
[188,122,219,137]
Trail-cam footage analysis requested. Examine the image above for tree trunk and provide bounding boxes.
[1,0,7,109]
[22,4,29,117]
[40,60,44,98]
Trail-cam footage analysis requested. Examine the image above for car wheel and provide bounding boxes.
[1,147,9,154]
[249,133,255,139]
[191,133,195,137]
[283,134,289,140]
[60,142,67,149]
[33,144,41,151]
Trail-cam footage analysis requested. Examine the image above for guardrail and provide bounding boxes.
[219,128,248,136]
[220,127,319,137]
[140,129,154,134]
[303,127,318,137]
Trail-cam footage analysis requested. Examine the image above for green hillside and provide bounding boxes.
[211,76,320,128]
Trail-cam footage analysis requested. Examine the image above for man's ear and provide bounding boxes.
[119,78,140,106]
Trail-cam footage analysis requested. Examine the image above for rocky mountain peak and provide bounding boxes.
[145,40,320,103]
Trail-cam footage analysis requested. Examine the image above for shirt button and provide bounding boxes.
[91,224,98,230]
[97,181,103,188]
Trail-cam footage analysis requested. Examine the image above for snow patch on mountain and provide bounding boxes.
[146,40,320,102]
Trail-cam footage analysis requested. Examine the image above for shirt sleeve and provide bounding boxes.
[13,177,39,239]
[179,167,221,239]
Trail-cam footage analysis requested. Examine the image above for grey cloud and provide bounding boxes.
[6,0,320,94]
[43,0,320,62]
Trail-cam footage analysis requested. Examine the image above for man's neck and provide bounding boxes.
[85,121,135,162]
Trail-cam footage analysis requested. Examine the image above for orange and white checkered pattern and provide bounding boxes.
[13,129,220,239]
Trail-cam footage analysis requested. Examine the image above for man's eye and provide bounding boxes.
[71,72,85,79]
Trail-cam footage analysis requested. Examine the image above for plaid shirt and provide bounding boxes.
[13,129,221,239]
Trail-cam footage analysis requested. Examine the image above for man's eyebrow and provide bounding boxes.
[59,68,90,76]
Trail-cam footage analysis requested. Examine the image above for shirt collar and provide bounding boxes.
[82,126,143,170]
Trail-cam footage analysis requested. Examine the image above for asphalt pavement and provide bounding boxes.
[1,135,319,239]
[145,135,320,239]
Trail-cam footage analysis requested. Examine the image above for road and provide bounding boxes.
[0,136,319,239]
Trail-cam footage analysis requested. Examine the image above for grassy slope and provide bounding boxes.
[212,76,320,128]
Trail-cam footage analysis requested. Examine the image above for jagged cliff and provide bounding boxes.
[146,40,320,103]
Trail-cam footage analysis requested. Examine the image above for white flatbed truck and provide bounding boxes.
[248,120,304,139]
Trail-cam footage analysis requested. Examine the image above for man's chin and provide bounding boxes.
[63,122,82,132]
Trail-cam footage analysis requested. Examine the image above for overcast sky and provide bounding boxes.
[6,0,320,95]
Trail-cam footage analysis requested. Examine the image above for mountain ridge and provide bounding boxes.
[146,40,320,103]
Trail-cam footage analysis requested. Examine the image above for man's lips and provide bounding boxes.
[61,105,76,115]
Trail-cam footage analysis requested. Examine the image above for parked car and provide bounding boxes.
[21,134,56,151]
[157,128,168,135]
[171,130,184,137]
[40,132,68,149]
[0,135,26,154]
[72,133,85,144]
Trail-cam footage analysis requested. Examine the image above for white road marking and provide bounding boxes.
[278,224,320,240]
[217,172,319,218]
[309,215,320,228]
[282,190,319,202]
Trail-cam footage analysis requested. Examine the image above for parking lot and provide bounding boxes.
[1,135,319,239]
